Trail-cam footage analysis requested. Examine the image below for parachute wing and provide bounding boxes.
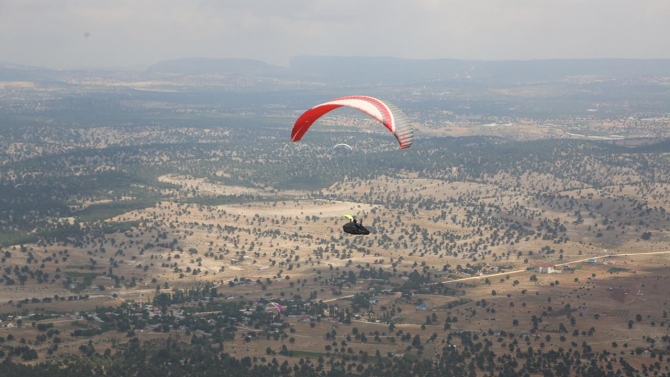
[333,143,353,151]
[291,96,413,149]
[267,302,285,314]
[341,214,355,222]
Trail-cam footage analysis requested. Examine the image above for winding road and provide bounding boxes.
[321,250,670,304]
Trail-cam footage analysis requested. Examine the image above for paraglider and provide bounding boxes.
[291,96,413,149]
[265,302,286,319]
[333,143,353,151]
[266,302,285,315]
[341,214,370,235]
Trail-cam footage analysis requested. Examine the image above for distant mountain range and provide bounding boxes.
[3,57,670,84]
[289,56,670,84]
[146,57,289,76]
[143,56,670,85]
[0,61,56,81]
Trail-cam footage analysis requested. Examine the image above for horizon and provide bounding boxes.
[3,55,670,72]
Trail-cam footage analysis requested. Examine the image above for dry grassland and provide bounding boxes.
[3,173,670,366]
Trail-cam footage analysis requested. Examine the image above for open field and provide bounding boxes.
[4,162,670,374]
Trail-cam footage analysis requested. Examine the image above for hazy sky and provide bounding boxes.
[1,0,669,68]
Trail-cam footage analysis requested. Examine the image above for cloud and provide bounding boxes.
[0,0,668,68]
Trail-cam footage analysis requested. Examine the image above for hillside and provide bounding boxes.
[146,57,289,76]
[290,56,670,84]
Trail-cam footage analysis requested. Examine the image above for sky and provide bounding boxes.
[1,0,669,69]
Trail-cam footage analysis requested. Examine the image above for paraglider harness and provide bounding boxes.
[343,217,370,235]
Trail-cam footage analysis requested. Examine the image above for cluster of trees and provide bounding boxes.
[0,331,664,376]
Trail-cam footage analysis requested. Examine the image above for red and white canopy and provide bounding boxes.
[291,95,414,149]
